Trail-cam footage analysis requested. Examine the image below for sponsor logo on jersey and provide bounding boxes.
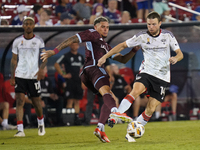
[146,38,150,44]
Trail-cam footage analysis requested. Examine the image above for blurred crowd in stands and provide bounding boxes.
[1,0,200,26]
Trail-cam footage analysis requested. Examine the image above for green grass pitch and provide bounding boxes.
[0,120,200,150]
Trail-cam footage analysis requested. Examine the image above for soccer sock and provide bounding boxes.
[17,121,24,132]
[136,111,152,126]
[102,93,117,111]
[1,119,8,127]
[118,94,135,113]
[97,123,105,132]
[155,111,160,119]
[37,115,44,125]
[98,104,110,125]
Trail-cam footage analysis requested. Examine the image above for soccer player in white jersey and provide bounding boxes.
[97,11,183,127]
[10,17,47,137]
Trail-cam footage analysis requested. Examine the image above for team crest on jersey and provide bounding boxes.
[161,39,166,44]
[32,42,36,46]
[146,38,150,44]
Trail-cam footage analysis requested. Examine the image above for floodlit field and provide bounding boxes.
[0,120,200,150]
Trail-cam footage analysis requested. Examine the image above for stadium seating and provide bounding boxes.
[119,67,135,85]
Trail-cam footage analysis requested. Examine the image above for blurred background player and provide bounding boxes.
[10,17,47,137]
[40,66,64,126]
[0,101,17,130]
[54,43,84,125]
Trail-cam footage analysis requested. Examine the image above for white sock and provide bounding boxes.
[1,119,8,127]
[118,99,132,113]
[155,111,160,119]
[111,107,118,113]
[97,123,105,132]
[17,124,24,132]
[136,112,151,126]
[37,118,44,125]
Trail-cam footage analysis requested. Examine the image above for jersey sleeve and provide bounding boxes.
[39,38,45,49]
[125,34,142,48]
[12,39,18,54]
[169,33,180,51]
[76,29,100,43]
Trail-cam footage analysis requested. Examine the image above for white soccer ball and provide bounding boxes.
[127,121,145,138]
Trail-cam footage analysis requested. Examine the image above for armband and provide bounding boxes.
[53,48,59,54]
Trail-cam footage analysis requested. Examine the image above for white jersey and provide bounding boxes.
[126,29,180,82]
[12,35,45,79]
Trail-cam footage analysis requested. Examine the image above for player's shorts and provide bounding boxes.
[15,77,41,97]
[137,0,153,10]
[80,66,110,94]
[65,79,83,100]
[135,73,168,102]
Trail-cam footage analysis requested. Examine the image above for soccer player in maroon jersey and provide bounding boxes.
[41,16,136,143]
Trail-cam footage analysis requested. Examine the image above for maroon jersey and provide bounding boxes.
[76,29,112,69]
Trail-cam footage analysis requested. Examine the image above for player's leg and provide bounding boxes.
[170,93,177,120]
[118,82,146,113]
[14,93,26,137]
[0,102,16,130]
[137,97,161,126]
[29,79,45,136]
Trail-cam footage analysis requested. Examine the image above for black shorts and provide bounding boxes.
[65,79,83,100]
[15,77,41,97]
[80,66,110,94]
[135,73,169,102]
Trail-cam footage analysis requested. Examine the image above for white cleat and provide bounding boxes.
[3,124,17,130]
[125,133,136,142]
[14,131,25,137]
[38,124,46,136]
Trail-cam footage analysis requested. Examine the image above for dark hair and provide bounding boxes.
[33,4,43,14]
[147,11,161,22]
[94,16,108,26]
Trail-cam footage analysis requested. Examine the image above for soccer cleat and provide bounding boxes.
[38,124,46,136]
[125,133,136,142]
[93,128,110,143]
[108,112,133,128]
[14,131,25,137]
[2,124,17,130]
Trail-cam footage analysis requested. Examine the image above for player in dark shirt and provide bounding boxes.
[54,43,84,125]
[41,16,137,143]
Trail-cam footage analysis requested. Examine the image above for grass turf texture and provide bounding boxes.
[0,120,200,150]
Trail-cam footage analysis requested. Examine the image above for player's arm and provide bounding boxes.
[113,46,140,64]
[37,49,48,81]
[41,35,79,62]
[97,41,128,67]
[10,53,18,85]
[169,49,183,65]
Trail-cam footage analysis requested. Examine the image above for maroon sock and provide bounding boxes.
[98,104,110,125]
[102,93,116,110]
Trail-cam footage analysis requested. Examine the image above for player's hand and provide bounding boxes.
[97,57,106,67]
[35,69,43,81]
[62,73,72,79]
[40,50,55,62]
[10,78,15,86]
[169,57,178,65]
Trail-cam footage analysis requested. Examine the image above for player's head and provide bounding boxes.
[110,63,119,75]
[146,11,161,36]
[70,43,79,52]
[94,16,109,38]
[23,17,35,34]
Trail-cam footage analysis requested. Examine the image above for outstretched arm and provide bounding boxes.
[41,35,79,62]
[10,53,18,85]
[113,46,141,64]
[169,49,183,65]
[97,41,128,67]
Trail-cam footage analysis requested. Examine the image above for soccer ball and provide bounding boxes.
[127,121,145,138]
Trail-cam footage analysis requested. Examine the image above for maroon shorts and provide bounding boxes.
[80,66,110,94]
